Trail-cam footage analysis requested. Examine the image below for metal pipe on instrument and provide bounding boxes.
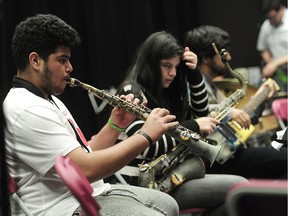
[209,43,247,119]
[212,43,247,94]
[207,44,248,164]
[138,143,205,192]
[67,77,222,166]
[209,89,245,120]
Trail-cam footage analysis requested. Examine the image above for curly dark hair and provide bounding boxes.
[11,14,81,71]
[184,25,231,65]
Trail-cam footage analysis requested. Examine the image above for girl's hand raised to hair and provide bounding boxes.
[182,47,198,70]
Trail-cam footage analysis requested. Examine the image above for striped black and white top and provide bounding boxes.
[115,68,208,183]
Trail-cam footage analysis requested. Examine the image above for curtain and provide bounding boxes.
[0,0,262,138]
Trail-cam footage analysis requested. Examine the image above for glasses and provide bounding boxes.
[211,43,230,61]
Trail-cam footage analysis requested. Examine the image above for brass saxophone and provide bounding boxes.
[209,43,247,119]
[207,44,249,164]
[67,78,223,165]
[138,143,205,193]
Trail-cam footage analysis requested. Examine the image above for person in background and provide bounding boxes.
[3,14,180,216]
[184,25,287,180]
[116,30,248,216]
[185,25,277,128]
[257,0,288,92]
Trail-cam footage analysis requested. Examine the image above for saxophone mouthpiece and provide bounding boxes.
[66,77,71,84]
[67,77,80,87]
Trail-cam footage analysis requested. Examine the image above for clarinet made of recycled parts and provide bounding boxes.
[67,78,224,192]
[67,77,223,165]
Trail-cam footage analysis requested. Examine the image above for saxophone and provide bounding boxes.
[138,143,205,193]
[207,44,251,164]
[209,43,247,119]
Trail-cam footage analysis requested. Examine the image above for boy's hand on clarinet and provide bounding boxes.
[141,108,179,143]
[110,94,143,128]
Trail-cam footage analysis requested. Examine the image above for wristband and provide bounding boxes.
[108,118,126,132]
[136,130,153,146]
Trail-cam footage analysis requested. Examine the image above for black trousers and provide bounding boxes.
[206,147,287,179]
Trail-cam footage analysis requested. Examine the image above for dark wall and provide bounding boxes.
[196,0,263,68]
[0,0,264,138]
[0,94,9,216]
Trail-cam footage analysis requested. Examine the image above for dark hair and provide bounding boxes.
[184,25,231,64]
[117,31,189,120]
[261,0,283,14]
[12,14,81,71]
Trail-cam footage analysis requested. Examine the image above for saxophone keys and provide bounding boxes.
[180,130,190,141]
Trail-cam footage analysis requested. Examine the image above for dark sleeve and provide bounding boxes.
[181,119,200,133]
[187,67,203,85]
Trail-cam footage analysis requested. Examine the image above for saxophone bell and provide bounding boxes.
[138,144,206,193]
[167,128,221,166]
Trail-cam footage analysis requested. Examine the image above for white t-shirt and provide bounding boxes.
[257,8,288,60]
[3,88,110,216]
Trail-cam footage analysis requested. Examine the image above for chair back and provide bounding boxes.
[54,156,101,216]
[7,173,33,216]
[272,98,288,129]
[226,179,288,216]
[179,207,207,215]
[7,173,17,194]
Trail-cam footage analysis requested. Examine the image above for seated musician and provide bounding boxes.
[115,30,248,216]
[184,25,287,180]
[4,14,180,216]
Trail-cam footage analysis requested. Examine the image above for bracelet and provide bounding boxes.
[108,118,126,132]
[136,130,153,146]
